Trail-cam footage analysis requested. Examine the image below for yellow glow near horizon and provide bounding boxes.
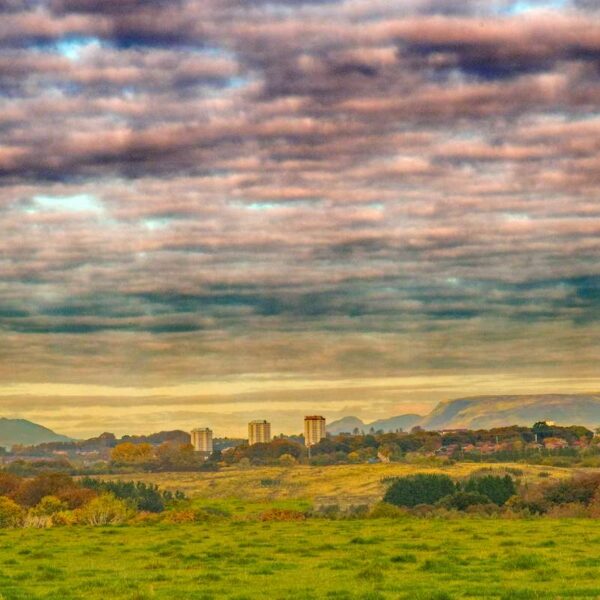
[2,373,600,399]
[2,374,599,438]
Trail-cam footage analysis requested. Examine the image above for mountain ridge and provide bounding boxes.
[419,393,600,430]
[328,394,600,434]
[0,418,72,449]
[327,414,422,434]
[4,393,600,448]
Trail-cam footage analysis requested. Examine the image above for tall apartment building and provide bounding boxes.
[190,427,213,453]
[248,420,271,446]
[304,415,326,447]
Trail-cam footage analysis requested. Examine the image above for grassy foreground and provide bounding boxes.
[0,517,599,599]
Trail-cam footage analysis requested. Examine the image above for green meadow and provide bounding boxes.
[0,517,599,600]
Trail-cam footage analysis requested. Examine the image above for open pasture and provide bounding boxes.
[0,517,599,599]
[106,462,576,503]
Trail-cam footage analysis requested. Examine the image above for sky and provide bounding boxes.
[0,0,599,438]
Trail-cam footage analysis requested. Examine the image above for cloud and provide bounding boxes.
[0,0,599,434]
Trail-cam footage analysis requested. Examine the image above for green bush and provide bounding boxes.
[76,494,133,526]
[505,468,524,477]
[383,474,456,508]
[436,492,491,511]
[80,478,184,512]
[464,475,515,505]
[30,496,68,517]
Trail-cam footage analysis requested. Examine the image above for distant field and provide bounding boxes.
[106,462,578,503]
[1,517,600,599]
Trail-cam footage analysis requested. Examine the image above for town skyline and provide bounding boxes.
[4,390,600,442]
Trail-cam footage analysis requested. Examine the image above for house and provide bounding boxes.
[543,437,569,450]
[436,444,459,457]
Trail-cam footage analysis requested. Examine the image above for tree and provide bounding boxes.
[532,422,553,441]
[12,472,76,507]
[110,442,154,466]
[236,438,305,464]
[56,486,97,509]
[383,474,456,508]
[543,474,600,506]
[155,442,200,470]
[0,472,22,496]
[310,438,336,455]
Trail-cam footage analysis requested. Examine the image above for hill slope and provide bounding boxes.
[419,394,600,430]
[0,418,72,448]
[369,414,422,432]
[326,416,365,435]
[327,414,422,435]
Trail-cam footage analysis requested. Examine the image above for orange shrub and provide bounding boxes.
[110,442,154,466]
[259,509,306,521]
[0,472,22,496]
[545,502,589,518]
[163,509,197,524]
[12,473,76,507]
[0,496,24,528]
[128,511,163,525]
[57,487,98,509]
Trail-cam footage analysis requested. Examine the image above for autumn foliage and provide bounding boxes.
[110,442,154,466]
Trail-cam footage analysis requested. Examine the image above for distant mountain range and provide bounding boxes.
[0,418,72,449]
[327,414,422,435]
[3,393,600,449]
[328,394,600,434]
[419,394,600,430]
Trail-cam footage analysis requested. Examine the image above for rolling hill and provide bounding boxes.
[419,394,600,430]
[328,394,600,434]
[327,414,422,435]
[0,418,72,449]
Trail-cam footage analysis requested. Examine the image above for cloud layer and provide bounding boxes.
[1,0,599,435]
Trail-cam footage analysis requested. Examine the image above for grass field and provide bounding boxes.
[106,462,576,503]
[3,464,596,599]
[1,517,599,599]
